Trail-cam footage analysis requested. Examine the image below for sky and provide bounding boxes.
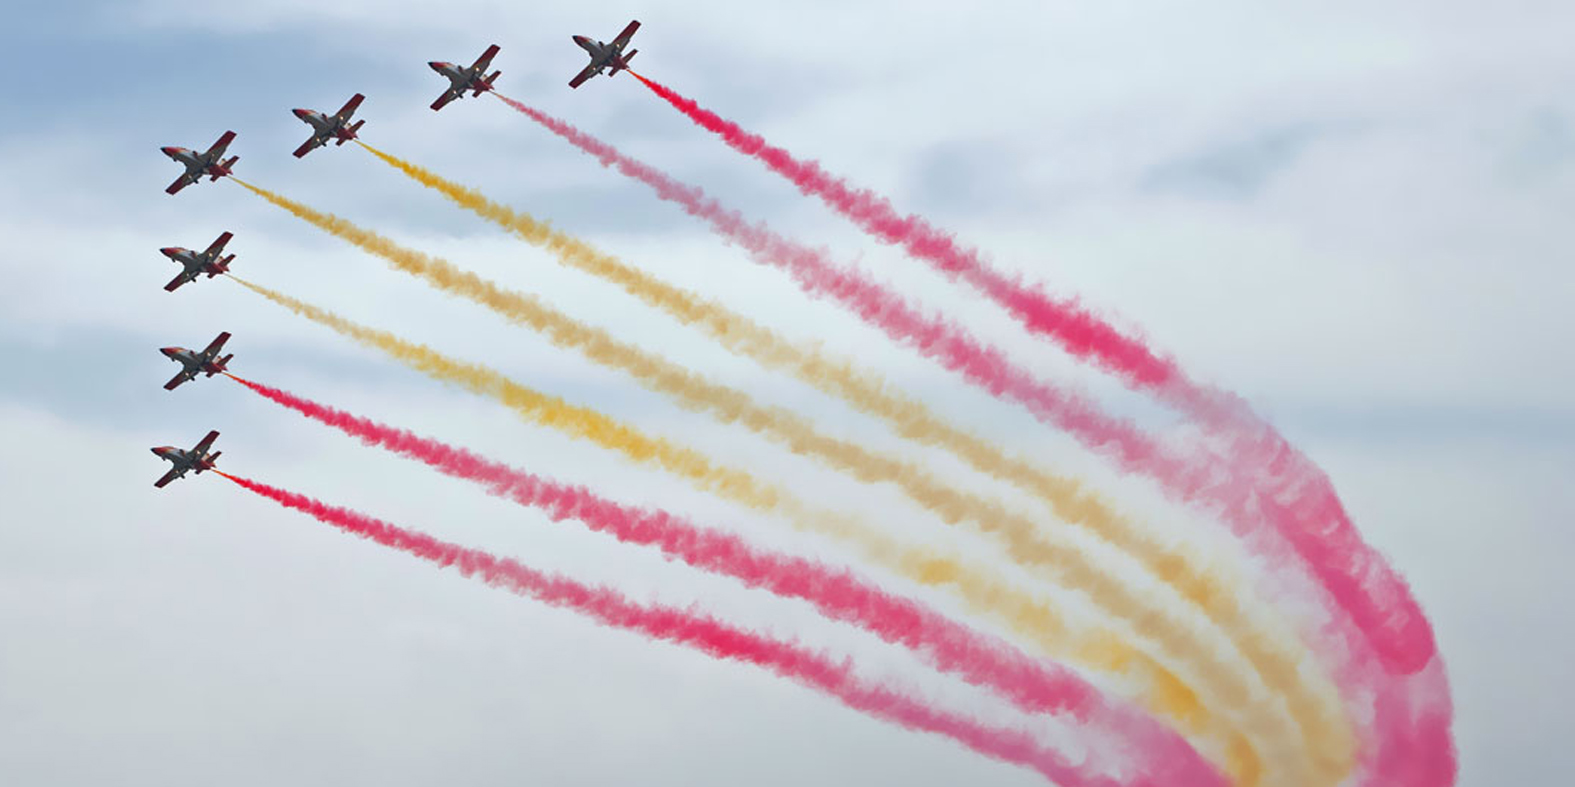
[1,1,1572,784]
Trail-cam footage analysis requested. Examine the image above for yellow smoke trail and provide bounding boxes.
[228,272,1259,783]
[234,172,1303,778]
[348,148,1354,782]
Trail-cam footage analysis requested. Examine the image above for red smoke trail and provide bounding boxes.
[216,469,1201,787]
[623,75,1434,676]
[503,92,1456,783]
[225,373,1222,786]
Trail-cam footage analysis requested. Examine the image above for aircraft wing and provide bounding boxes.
[335,93,365,121]
[430,88,459,111]
[293,137,320,158]
[202,131,237,161]
[611,20,640,50]
[200,332,232,360]
[166,175,192,195]
[192,430,220,456]
[164,273,189,292]
[470,44,501,73]
[202,232,233,258]
[163,372,189,391]
[568,62,600,89]
[154,467,183,488]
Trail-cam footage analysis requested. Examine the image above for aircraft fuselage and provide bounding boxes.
[160,247,208,279]
[160,147,207,180]
[430,61,470,88]
[574,36,620,73]
[151,446,201,478]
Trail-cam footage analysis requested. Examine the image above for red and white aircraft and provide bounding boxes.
[569,21,640,88]
[428,45,501,111]
[292,94,366,158]
[159,231,235,292]
[161,332,233,391]
[161,131,238,195]
[151,430,222,488]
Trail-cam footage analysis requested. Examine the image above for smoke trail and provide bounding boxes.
[224,274,1255,780]
[214,470,1187,787]
[629,71,1436,682]
[478,98,1352,783]
[235,171,1307,781]
[225,373,1225,786]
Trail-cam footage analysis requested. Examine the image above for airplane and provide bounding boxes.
[569,20,640,89]
[150,430,222,488]
[428,45,501,111]
[159,231,235,292]
[160,332,233,391]
[161,131,238,195]
[292,94,366,158]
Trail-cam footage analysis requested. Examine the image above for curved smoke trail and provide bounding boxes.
[224,273,1256,777]
[215,470,1192,787]
[233,170,1315,781]
[225,372,1225,786]
[626,72,1456,784]
[626,72,1435,682]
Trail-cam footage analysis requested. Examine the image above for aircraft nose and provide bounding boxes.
[428,61,444,70]
[573,35,589,44]
[160,146,178,156]
[150,447,165,456]
[292,108,310,117]
[159,247,179,257]
[160,347,180,357]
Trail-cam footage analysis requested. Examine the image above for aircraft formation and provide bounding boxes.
[140,17,1454,787]
[151,22,642,486]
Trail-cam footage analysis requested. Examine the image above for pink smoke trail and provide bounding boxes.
[217,469,1195,787]
[499,91,1456,784]
[225,373,1222,786]
[625,72,1433,679]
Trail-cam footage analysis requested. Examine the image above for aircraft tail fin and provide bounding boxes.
[619,50,637,70]
[337,120,363,145]
[205,451,221,467]
[212,354,234,373]
[213,156,238,179]
[476,70,501,95]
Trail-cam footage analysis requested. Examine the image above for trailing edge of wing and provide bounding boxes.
[569,63,599,88]
[193,430,220,454]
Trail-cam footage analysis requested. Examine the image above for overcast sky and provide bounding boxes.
[1,2,1571,785]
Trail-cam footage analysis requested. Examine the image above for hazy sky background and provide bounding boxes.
[1,2,1571,785]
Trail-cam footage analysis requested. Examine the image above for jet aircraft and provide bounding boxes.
[428,45,501,110]
[292,94,366,158]
[159,232,235,292]
[161,131,238,195]
[569,20,640,88]
[161,332,233,391]
[151,430,222,488]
